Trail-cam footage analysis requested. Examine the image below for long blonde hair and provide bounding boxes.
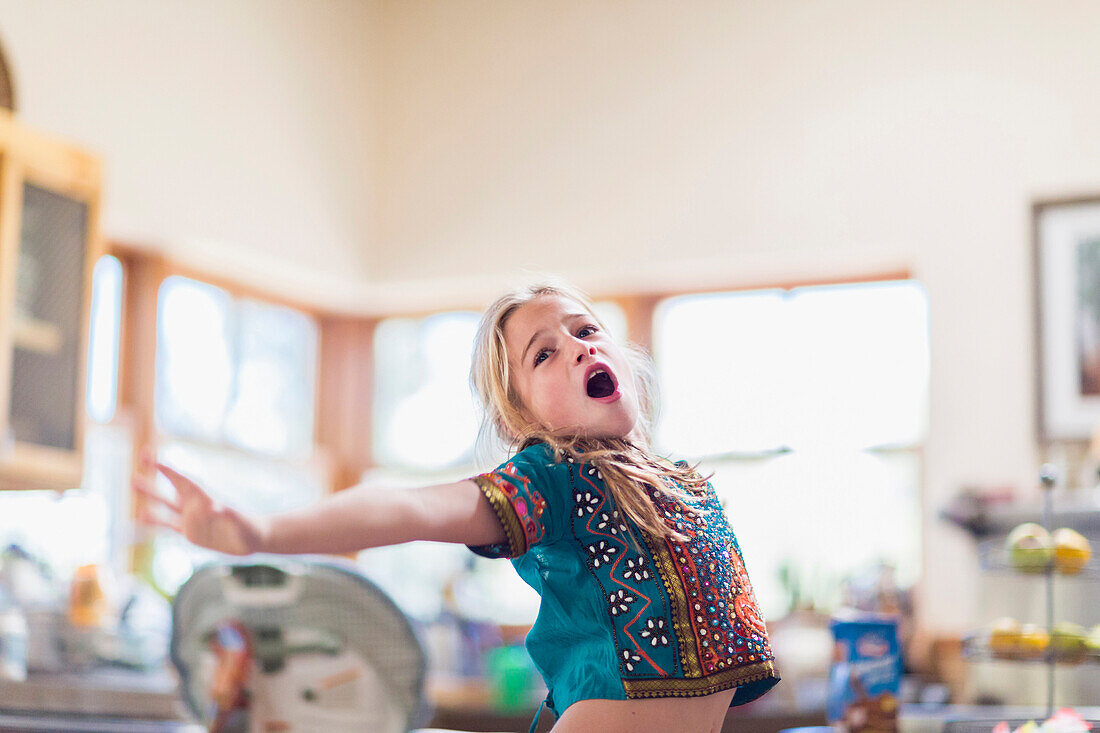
[470,280,707,542]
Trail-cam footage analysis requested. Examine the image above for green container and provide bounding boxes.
[486,644,533,712]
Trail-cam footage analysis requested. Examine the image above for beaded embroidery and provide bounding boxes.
[468,444,779,706]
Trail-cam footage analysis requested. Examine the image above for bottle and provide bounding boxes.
[0,603,28,681]
[69,565,107,628]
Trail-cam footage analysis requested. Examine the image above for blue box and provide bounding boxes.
[827,615,902,732]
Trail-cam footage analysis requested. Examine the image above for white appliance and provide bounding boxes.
[170,557,428,733]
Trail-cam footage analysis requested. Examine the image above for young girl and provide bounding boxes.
[135,281,779,733]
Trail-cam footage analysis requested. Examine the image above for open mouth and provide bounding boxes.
[586,367,617,399]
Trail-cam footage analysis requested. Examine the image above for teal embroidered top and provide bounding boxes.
[467,442,780,717]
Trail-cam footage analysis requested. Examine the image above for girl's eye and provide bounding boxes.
[533,325,597,367]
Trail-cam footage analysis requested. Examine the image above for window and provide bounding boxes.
[155,276,317,457]
[149,276,325,594]
[87,256,123,424]
[372,311,483,471]
[653,280,929,617]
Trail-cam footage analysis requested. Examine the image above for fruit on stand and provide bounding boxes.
[988,617,1022,659]
[1050,622,1088,663]
[1017,624,1049,659]
[1051,528,1092,575]
[1006,523,1054,573]
[1087,624,1100,657]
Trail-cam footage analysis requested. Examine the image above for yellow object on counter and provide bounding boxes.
[68,564,107,628]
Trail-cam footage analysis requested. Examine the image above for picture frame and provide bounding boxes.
[1033,195,1100,442]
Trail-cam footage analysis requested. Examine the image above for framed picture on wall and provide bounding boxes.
[1034,195,1100,442]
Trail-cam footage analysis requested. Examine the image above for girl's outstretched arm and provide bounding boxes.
[133,457,505,556]
[260,476,506,554]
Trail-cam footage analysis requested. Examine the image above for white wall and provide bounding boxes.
[4,0,1100,631]
[0,0,381,308]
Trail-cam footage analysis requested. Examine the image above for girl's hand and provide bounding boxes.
[132,454,269,556]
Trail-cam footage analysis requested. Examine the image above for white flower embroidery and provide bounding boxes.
[621,649,641,672]
[574,491,600,517]
[608,589,635,616]
[622,557,651,582]
[639,618,669,647]
[595,511,621,535]
[586,540,618,567]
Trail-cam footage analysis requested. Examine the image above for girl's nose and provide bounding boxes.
[576,345,596,363]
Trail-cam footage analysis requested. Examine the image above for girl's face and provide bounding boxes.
[504,294,644,443]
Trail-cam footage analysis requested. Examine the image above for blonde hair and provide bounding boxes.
[470,279,707,542]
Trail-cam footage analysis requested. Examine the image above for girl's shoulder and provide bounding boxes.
[498,441,570,481]
[512,440,557,465]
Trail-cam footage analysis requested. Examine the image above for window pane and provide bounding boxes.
[704,448,922,618]
[223,299,318,458]
[86,256,122,423]
[786,281,929,449]
[155,278,318,458]
[655,290,790,455]
[373,312,482,470]
[654,281,928,455]
[155,277,234,442]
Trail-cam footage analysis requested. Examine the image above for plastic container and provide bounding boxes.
[24,607,64,672]
[0,605,28,681]
[69,564,107,628]
[485,644,534,712]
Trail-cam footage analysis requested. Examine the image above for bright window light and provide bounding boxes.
[86,256,122,424]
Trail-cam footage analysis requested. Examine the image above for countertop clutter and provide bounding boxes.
[0,667,185,720]
[1,516,1097,733]
[0,550,194,729]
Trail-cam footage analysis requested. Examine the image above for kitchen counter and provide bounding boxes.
[0,712,202,732]
[7,668,1098,733]
[899,704,1100,733]
[0,667,187,721]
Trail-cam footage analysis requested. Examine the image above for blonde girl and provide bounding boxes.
[136,280,779,733]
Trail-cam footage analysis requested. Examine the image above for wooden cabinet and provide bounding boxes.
[0,109,103,490]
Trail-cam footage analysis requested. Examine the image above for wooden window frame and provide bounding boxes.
[107,242,908,567]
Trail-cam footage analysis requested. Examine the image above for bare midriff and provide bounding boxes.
[550,688,737,733]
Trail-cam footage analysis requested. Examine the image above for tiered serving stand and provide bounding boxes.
[960,465,1100,726]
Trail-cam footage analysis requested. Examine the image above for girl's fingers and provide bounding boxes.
[132,478,182,514]
[154,462,203,498]
[138,508,183,534]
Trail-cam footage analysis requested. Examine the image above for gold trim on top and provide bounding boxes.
[472,474,528,556]
[622,659,778,699]
[643,533,703,678]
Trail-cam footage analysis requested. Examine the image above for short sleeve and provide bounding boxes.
[466,443,558,559]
